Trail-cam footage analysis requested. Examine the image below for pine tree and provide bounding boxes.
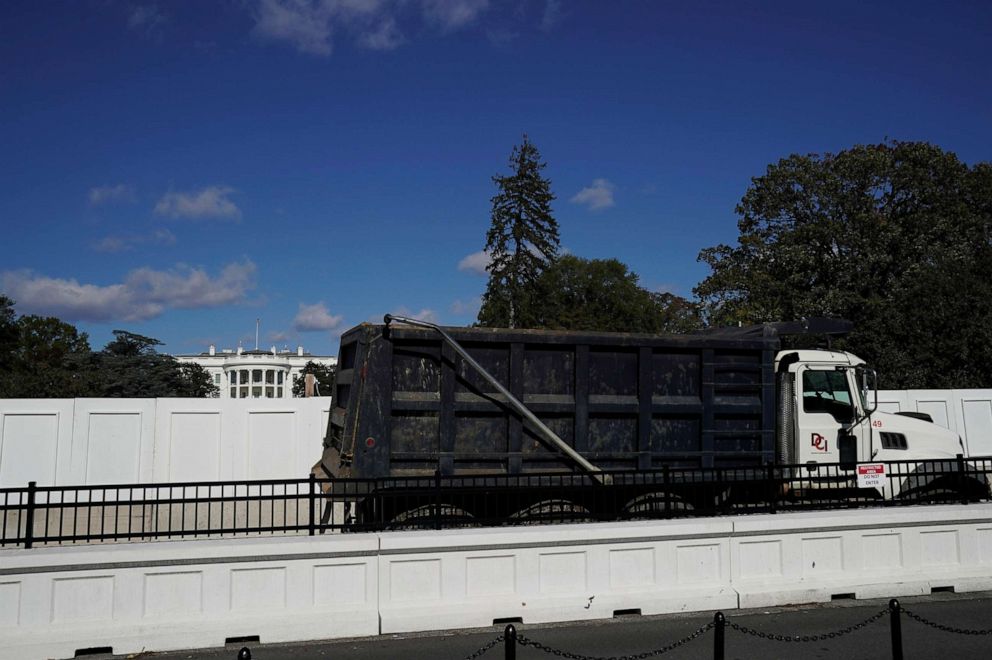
[478,135,560,328]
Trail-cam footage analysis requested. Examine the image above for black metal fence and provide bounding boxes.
[2,456,990,548]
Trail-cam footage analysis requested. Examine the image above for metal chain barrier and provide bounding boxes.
[901,606,992,636]
[461,634,505,660]
[460,600,992,660]
[724,606,890,642]
[514,621,715,660]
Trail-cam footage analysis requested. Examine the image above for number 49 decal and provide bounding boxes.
[871,419,883,428]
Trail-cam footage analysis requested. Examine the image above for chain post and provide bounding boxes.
[504,624,516,660]
[889,599,903,660]
[24,481,37,549]
[714,611,725,660]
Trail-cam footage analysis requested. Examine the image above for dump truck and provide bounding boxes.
[316,316,988,525]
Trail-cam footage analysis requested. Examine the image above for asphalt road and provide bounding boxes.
[134,590,992,660]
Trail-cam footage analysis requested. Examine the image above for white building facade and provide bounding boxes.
[175,345,336,399]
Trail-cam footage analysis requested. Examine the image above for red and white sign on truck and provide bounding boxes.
[857,463,886,489]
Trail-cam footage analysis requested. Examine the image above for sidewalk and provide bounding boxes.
[147,590,992,660]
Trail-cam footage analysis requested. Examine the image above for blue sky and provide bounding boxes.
[2,1,991,356]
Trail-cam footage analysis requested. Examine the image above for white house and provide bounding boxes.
[174,344,336,399]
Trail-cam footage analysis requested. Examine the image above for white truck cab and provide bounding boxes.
[776,348,969,498]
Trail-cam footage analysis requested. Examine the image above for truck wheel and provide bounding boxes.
[388,504,479,530]
[508,499,593,525]
[622,493,693,519]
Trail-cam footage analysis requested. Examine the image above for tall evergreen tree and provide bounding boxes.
[478,135,560,328]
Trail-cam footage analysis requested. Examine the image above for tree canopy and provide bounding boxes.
[695,141,992,388]
[0,300,218,398]
[528,255,702,334]
[291,360,336,397]
[478,135,560,328]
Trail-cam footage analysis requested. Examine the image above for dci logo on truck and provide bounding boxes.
[811,433,828,452]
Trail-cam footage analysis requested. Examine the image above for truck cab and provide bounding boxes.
[776,349,967,497]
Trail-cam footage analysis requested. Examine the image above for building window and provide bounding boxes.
[253,369,263,384]
[266,386,274,398]
[277,372,284,385]
[277,387,283,398]
[265,370,274,385]
[214,373,221,385]
[240,369,249,385]
[240,386,248,398]
[230,387,236,398]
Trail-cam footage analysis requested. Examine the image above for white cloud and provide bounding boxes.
[254,0,336,55]
[458,249,491,275]
[0,260,257,322]
[359,16,405,50]
[421,0,489,31]
[570,178,616,211]
[89,184,136,206]
[128,5,167,32]
[293,302,344,331]
[252,0,488,55]
[390,306,439,324]
[540,0,562,31]
[450,297,481,317]
[154,186,241,220]
[92,228,177,253]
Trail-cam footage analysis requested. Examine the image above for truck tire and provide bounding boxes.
[388,504,479,530]
[508,499,593,525]
[622,492,693,519]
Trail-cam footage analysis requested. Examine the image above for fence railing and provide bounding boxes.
[2,456,990,548]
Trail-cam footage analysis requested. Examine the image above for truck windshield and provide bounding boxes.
[802,370,854,421]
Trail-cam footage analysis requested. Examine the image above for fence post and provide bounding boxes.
[308,472,317,536]
[434,469,442,530]
[767,464,778,514]
[889,599,903,660]
[24,481,37,549]
[957,454,968,505]
[663,465,671,517]
[504,623,517,660]
[713,611,725,660]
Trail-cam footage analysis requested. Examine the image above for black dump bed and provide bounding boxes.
[323,322,779,479]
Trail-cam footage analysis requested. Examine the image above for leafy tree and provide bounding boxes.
[649,291,706,335]
[10,314,93,397]
[0,295,18,396]
[695,141,992,388]
[528,255,703,333]
[292,360,336,397]
[478,135,560,328]
[177,362,220,398]
[92,330,219,398]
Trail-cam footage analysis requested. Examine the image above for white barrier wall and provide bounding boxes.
[2,505,990,660]
[1,535,379,660]
[0,398,331,487]
[878,389,992,456]
[2,391,991,488]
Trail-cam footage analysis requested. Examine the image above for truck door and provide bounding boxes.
[796,367,858,467]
